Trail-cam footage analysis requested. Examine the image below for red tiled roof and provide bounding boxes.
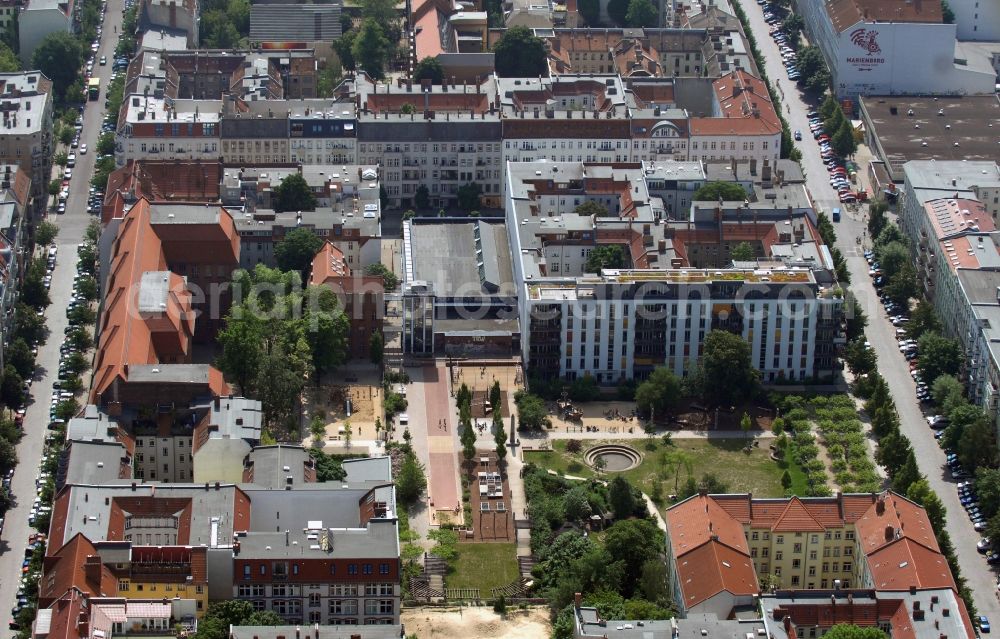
[865,538,955,591]
[668,494,750,555]
[771,497,827,532]
[39,534,116,607]
[675,539,759,607]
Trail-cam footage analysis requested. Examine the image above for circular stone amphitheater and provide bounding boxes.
[584,444,642,472]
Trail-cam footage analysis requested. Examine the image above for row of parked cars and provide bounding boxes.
[761,8,801,81]
[806,110,858,204]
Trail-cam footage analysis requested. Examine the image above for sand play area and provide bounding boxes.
[401,606,550,639]
[303,383,383,445]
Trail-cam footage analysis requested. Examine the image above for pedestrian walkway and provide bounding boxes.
[422,366,460,521]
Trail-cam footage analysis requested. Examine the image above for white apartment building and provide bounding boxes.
[0,72,53,217]
[950,0,1000,40]
[504,161,844,384]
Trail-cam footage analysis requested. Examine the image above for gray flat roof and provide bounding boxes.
[138,271,171,313]
[409,221,514,297]
[62,441,130,487]
[244,445,311,489]
[862,96,1000,169]
[148,203,223,224]
[230,626,403,639]
[128,364,212,384]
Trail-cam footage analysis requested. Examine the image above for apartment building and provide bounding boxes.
[137,0,198,47]
[219,96,356,165]
[18,0,72,63]
[538,28,709,76]
[665,491,973,631]
[503,161,843,383]
[311,241,383,360]
[221,165,382,272]
[126,49,319,101]
[0,72,53,218]
[93,199,240,410]
[40,456,400,626]
[114,94,222,167]
[688,70,781,166]
[353,74,503,209]
[0,164,30,348]
[102,159,221,222]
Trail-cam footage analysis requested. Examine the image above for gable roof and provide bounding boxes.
[675,539,759,607]
[39,534,116,606]
[772,497,826,532]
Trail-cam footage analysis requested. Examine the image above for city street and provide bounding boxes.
[741,0,1000,618]
[0,0,125,624]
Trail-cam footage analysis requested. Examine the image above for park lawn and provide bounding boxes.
[524,437,786,502]
[776,453,810,496]
[447,543,520,595]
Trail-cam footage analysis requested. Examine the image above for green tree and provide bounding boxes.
[310,415,326,443]
[22,257,50,309]
[832,121,857,157]
[975,468,1000,520]
[0,42,17,72]
[460,415,476,462]
[875,241,909,279]
[822,626,888,639]
[493,26,547,77]
[843,338,876,376]
[414,184,430,210]
[731,241,755,262]
[781,469,793,490]
[884,262,918,306]
[514,390,548,430]
[97,132,116,156]
[396,451,427,506]
[6,338,34,380]
[890,452,921,494]
[702,330,758,405]
[693,181,747,202]
[563,486,592,521]
[0,437,16,474]
[868,199,889,238]
[634,367,681,419]
[456,182,482,211]
[578,0,600,24]
[941,0,955,22]
[932,375,965,412]
[352,19,390,80]
[906,301,942,340]
[32,32,84,99]
[917,332,962,386]
[272,173,317,213]
[274,227,323,275]
[574,200,608,216]
[607,0,629,25]
[36,221,58,246]
[585,245,626,273]
[740,412,752,443]
[958,418,997,472]
[303,286,350,380]
[413,56,444,83]
[494,413,507,462]
[608,475,636,519]
[333,30,357,71]
[55,151,68,167]
[364,262,400,290]
[317,56,344,98]
[905,478,946,532]
[625,0,657,26]
[875,224,905,248]
[369,331,384,366]
[603,518,664,597]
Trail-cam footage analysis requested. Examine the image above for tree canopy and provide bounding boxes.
[634,367,681,418]
[493,27,547,77]
[33,32,84,100]
[916,332,962,386]
[625,0,657,26]
[413,57,444,83]
[701,330,758,405]
[693,181,747,202]
[274,227,323,275]
[585,245,626,273]
[821,626,888,639]
[352,19,390,80]
[272,173,317,213]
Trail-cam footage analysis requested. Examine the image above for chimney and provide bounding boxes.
[876,496,886,515]
[884,525,894,542]
[574,592,583,608]
[84,555,103,586]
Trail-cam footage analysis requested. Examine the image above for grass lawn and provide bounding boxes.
[447,543,520,595]
[524,437,787,507]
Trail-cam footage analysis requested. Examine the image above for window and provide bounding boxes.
[348,564,358,575]
[776,536,784,545]
[843,562,852,572]
[380,563,390,575]
[775,551,783,560]
[118,580,130,591]
[309,593,321,608]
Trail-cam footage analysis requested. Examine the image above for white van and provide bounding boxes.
[398,413,409,425]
